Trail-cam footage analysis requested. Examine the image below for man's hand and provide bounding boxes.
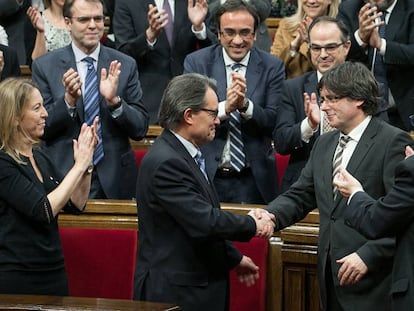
[304,92,320,130]
[357,3,383,45]
[145,4,169,43]
[248,209,275,239]
[234,255,259,287]
[62,68,82,107]
[0,50,4,75]
[100,60,121,106]
[225,73,247,114]
[333,167,363,198]
[405,145,414,159]
[336,252,368,286]
[188,0,208,31]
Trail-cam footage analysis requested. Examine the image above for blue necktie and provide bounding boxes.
[163,0,174,46]
[229,63,246,172]
[195,150,208,182]
[83,57,104,165]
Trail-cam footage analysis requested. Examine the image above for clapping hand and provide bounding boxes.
[333,167,363,198]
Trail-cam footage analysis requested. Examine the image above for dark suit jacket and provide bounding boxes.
[207,0,272,52]
[267,117,413,311]
[338,0,414,130]
[134,130,256,311]
[31,44,149,199]
[0,44,21,80]
[274,71,318,193]
[113,0,217,124]
[345,156,414,310]
[184,44,285,203]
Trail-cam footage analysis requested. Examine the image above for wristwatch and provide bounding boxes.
[239,98,249,113]
[108,96,122,112]
[86,163,94,174]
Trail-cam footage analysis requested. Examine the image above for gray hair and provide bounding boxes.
[158,73,217,129]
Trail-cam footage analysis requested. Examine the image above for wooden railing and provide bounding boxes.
[59,200,320,311]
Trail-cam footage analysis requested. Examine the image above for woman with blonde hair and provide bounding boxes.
[0,78,98,295]
[271,0,340,79]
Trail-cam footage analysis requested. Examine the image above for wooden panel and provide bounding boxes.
[20,65,31,79]
[265,18,281,39]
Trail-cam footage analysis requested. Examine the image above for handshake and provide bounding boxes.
[248,209,276,239]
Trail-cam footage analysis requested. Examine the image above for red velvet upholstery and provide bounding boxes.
[59,227,138,299]
[276,153,290,186]
[229,237,269,311]
[134,149,147,167]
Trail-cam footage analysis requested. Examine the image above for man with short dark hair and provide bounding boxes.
[184,0,285,204]
[265,62,413,311]
[134,72,275,311]
[274,16,351,193]
[32,0,148,199]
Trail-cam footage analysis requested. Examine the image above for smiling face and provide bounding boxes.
[19,88,48,140]
[309,21,350,74]
[302,0,332,19]
[218,10,256,62]
[65,0,104,54]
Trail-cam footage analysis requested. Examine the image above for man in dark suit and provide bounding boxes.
[113,0,217,124]
[263,62,413,311]
[31,0,149,199]
[134,73,275,311]
[338,0,414,131]
[184,0,285,204]
[274,17,351,193]
[207,0,272,52]
[333,146,414,310]
[0,44,21,81]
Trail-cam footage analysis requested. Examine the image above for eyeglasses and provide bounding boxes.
[200,108,219,119]
[319,94,344,105]
[69,15,105,24]
[309,42,344,54]
[219,29,255,40]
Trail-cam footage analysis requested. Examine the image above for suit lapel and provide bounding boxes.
[212,49,227,101]
[320,132,341,207]
[304,72,318,98]
[245,48,262,100]
[386,0,405,41]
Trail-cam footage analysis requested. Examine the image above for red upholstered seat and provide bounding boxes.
[276,153,290,186]
[59,227,137,299]
[229,237,269,311]
[134,149,147,167]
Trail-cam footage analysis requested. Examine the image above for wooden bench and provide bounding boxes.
[59,200,320,311]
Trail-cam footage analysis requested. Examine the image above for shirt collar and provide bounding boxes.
[222,48,250,68]
[170,130,199,159]
[341,116,372,143]
[72,42,101,65]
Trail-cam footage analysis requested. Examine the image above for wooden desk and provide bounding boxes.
[0,294,180,311]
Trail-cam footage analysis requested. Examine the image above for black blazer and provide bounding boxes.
[338,0,414,130]
[0,44,20,81]
[134,130,256,310]
[273,71,319,193]
[345,155,414,310]
[267,117,413,310]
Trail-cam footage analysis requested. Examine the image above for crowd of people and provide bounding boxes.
[0,0,413,310]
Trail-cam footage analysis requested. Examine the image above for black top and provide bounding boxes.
[0,148,79,271]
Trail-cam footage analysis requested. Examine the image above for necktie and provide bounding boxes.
[163,0,174,46]
[373,13,389,109]
[83,57,104,165]
[332,135,351,200]
[195,150,208,182]
[321,111,335,134]
[229,63,246,172]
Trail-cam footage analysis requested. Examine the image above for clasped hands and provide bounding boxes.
[62,60,121,109]
[225,73,247,115]
[248,209,275,239]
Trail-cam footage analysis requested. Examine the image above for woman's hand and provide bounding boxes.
[73,117,99,172]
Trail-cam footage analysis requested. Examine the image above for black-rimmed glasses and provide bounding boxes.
[309,42,345,54]
[200,108,219,119]
[319,95,343,105]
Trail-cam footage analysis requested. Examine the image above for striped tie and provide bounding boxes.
[229,63,246,172]
[195,150,208,182]
[83,57,104,165]
[332,135,351,200]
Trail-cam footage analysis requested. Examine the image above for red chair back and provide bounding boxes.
[229,237,269,311]
[59,227,137,299]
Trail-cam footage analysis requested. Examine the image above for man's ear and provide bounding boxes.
[183,108,195,126]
